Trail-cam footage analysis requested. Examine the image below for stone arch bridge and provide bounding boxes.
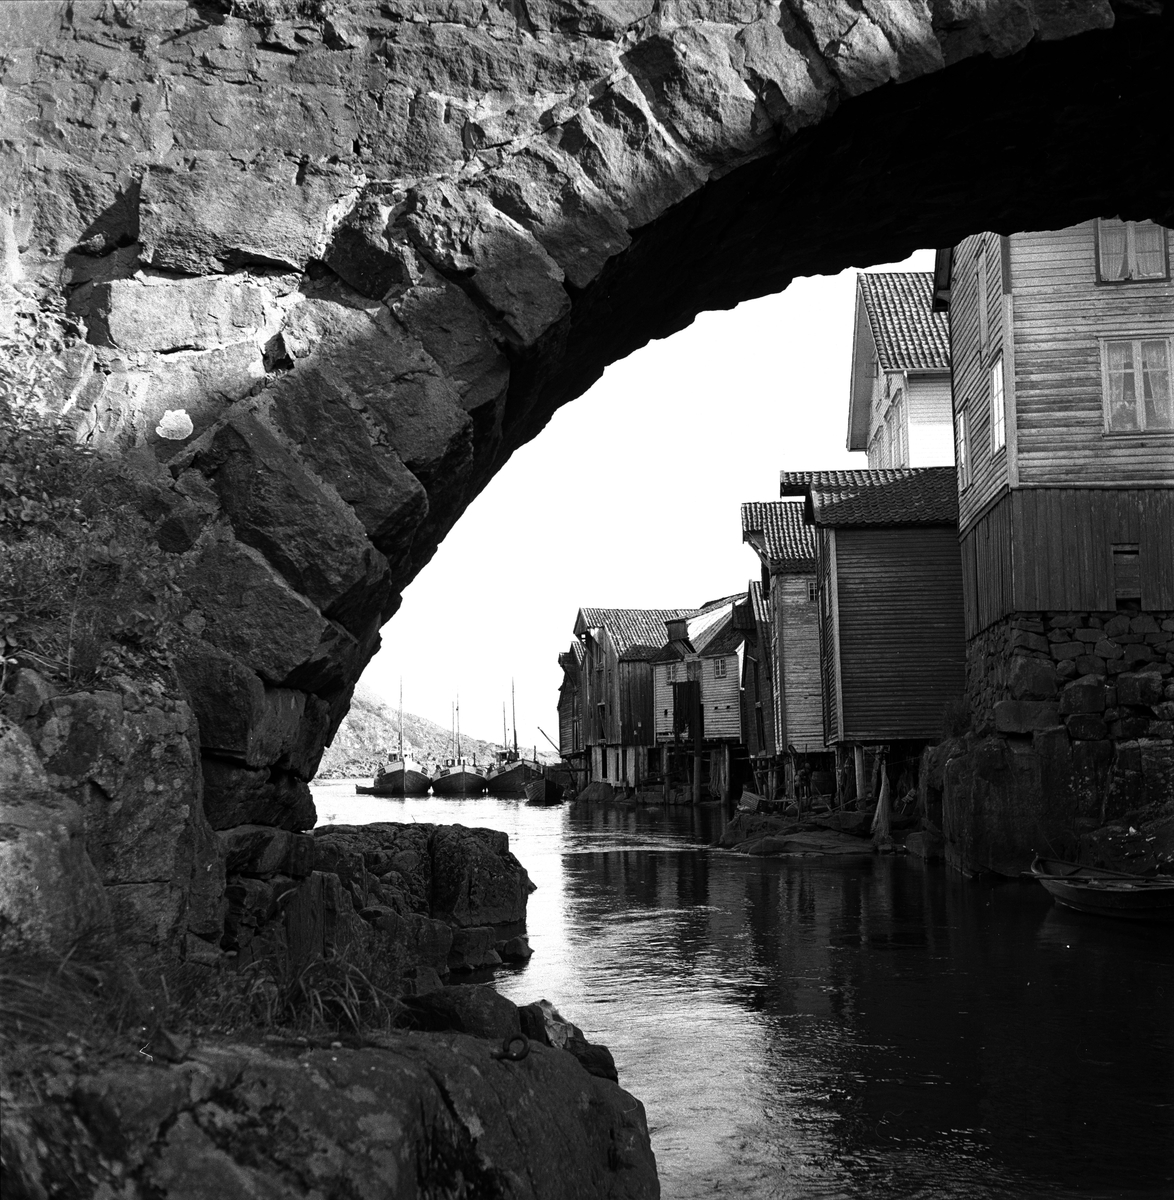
[1,0,1171,956]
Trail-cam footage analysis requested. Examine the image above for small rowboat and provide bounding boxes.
[524,776,564,806]
[1029,857,1174,923]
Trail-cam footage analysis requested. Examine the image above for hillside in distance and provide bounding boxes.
[315,686,557,780]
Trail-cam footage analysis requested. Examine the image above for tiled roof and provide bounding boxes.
[574,607,699,656]
[857,272,950,372]
[741,501,816,567]
[618,642,663,663]
[749,579,769,627]
[779,467,958,527]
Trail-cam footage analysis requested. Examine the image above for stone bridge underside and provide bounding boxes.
[3,0,1172,826]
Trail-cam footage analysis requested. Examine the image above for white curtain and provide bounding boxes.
[1099,220,1129,280]
[1140,340,1173,429]
[1105,341,1138,430]
[1134,223,1166,279]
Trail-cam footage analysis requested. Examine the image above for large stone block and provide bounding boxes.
[1007,655,1058,701]
[429,824,535,928]
[181,533,360,693]
[201,758,316,832]
[993,700,1060,734]
[1117,671,1164,708]
[1059,675,1106,715]
[217,826,315,878]
[194,412,390,634]
[140,159,360,275]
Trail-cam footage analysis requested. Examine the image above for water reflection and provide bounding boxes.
[311,783,1174,1199]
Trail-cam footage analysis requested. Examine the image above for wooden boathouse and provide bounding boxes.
[741,500,828,797]
[781,468,967,800]
[572,607,699,790]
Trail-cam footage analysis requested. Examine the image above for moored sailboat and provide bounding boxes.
[357,681,432,796]
[431,697,488,797]
[487,682,543,796]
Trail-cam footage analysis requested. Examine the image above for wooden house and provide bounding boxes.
[935,221,1174,647]
[652,595,765,800]
[572,607,698,789]
[781,469,966,799]
[847,272,954,469]
[556,640,585,787]
[741,500,828,796]
[931,219,1174,874]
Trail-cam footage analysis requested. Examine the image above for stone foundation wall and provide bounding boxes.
[940,608,1174,877]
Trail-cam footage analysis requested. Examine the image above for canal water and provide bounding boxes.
[310,781,1174,1199]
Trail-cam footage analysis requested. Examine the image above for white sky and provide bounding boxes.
[361,249,935,752]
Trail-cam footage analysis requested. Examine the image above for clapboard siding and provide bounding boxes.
[1011,223,1174,486]
[834,527,966,740]
[960,492,1015,637]
[700,649,744,739]
[778,574,824,751]
[951,233,1011,532]
[1010,488,1174,610]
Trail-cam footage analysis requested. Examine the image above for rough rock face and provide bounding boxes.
[8,1032,658,1200]
[3,4,1172,879]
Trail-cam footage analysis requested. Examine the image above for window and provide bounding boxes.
[1101,338,1173,432]
[806,579,817,602]
[976,243,989,357]
[1097,219,1168,282]
[713,658,727,679]
[666,663,677,685]
[990,355,1006,453]
[957,407,971,489]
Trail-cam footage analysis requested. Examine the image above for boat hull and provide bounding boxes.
[357,762,432,796]
[488,760,543,796]
[524,777,564,806]
[1030,857,1174,923]
[432,767,488,796]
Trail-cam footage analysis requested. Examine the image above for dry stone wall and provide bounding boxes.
[2,0,1173,957]
[941,610,1174,877]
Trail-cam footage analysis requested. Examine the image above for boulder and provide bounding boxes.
[993,700,1061,734]
[430,824,535,928]
[200,758,316,831]
[1058,675,1106,715]
[1117,671,1164,709]
[448,925,503,972]
[403,984,522,1040]
[518,999,620,1084]
[497,934,534,962]
[578,781,615,802]
[1007,655,1058,700]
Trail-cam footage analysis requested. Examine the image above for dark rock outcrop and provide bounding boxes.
[8,1033,658,1200]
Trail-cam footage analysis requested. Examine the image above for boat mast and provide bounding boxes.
[502,703,508,757]
[399,678,404,763]
[512,679,518,758]
[456,695,462,760]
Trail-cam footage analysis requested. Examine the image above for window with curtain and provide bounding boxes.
[990,355,1006,452]
[713,658,727,679]
[1102,338,1173,432]
[1096,219,1169,281]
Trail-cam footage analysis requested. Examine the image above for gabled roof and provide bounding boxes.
[558,639,584,676]
[848,271,950,451]
[651,638,693,664]
[697,615,746,657]
[858,272,950,372]
[780,467,958,528]
[573,607,699,657]
[741,500,816,569]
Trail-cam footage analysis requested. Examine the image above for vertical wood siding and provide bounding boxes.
[619,661,655,747]
[1009,223,1174,486]
[1011,488,1174,610]
[959,492,1015,637]
[654,663,676,740]
[951,233,1012,533]
[817,530,841,743]
[779,574,824,751]
[835,527,966,740]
